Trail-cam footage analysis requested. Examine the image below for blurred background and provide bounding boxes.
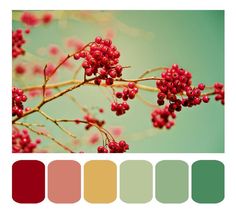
[12,11,224,153]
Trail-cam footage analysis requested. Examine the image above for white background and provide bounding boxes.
[0,0,235,213]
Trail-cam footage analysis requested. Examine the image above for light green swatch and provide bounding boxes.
[156,160,188,203]
[120,160,152,203]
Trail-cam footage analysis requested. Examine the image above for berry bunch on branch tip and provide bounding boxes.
[73,36,124,85]
[12,29,27,58]
[75,114,105,130]
[20,11,53,27]
[152,63,224,129]
[111,82,138,116]
[151,105,176,129]
[12,35,224,153]
[12,129,41,153]
[12,87,28,117]
[98,140,129,153]
[214,82,224,105]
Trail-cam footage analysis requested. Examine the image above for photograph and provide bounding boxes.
[12,10,224,153]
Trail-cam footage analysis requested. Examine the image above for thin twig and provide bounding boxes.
[42,64,48,99]
[56,119,115,142]
[72,65,82,80]
[15,122,74,153]
[136,94,157,108]
[139,66,168,78]
[38,110,78,139]
[12,76,97,123]
[46,42,93,83]
[56,87,90,114]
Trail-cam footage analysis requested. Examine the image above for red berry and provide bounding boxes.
[119,140,126,147]
[106,78,114,85]
[73,53,80,60]
[128,90,136,99]
[157,92,166,100]
[122,102,130,110]
[94,78,102,85]
[202,96,210,103]
[111,102,117,111]
[198,83,205,90]
[109,70,117,78]
[172,64,179,70]
[116,92,123,99]
[82,61,89,68]
[25,29,30,34]
[42,13,53,24]
[103,148,108,153]
[97,146,104,153]
[128,82,135,89]
[95,36,102,44]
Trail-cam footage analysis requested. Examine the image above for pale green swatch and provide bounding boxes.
[120,160,152,203]
[156,160,188,203]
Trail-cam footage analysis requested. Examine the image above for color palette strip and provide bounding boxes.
[12,160,224,204]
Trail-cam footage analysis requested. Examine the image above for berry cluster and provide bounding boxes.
[111,82,138,116]
[75,114,105,130]
[21,12,39,26]
[12,87,27,117]
[156,64,211,112]
[12,129,41,153]
[74,36,123,85]
[180,84,209,108]
[12,29,26,58]
[214,82,224,105]
[20,12,53,26]
[97,140,129,153]
[156,64,191,108]
[151,105,176,129]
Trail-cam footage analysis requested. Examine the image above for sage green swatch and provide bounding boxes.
[192,160,224,203]
[155,160,188,203]
[120,160,152,203]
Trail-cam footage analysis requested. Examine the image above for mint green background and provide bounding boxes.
[156,160,188,203]
[13,11,224,153]
[120,160,153,203]
[192,160,224,203]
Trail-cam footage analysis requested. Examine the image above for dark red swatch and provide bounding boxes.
[12,160,45,203]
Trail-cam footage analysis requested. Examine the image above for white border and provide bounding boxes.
[1,1,235,213]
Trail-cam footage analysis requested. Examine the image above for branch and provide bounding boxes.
[12,76,97,123]
[42,64,47,99]
[139,66,168,78]
[22,78,159,92]
[14,122,74,153]
[56,119,115,143]
[38,110,78,140]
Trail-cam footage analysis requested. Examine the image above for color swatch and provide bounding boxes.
[12,159,225,204]
[120,160,152,203]
[156,160,188,203]
[48,160,81,203]
[12,160,45,203]
[192,160,224,203]
[84,160,117,203]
